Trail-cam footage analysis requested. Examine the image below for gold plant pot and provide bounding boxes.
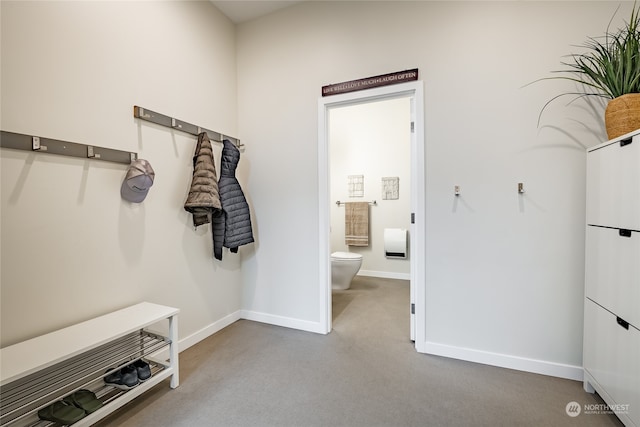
[605,93,640,140]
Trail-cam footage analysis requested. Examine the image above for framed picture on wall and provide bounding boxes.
[348,175,364,197]
[382,177,399,200]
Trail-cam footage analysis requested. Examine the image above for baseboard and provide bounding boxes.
[357,270,410,281]
[423,341,584,381]
[178,310,242,353]
[154,309,324,360]
[240,309,327,334]
[150,310,241,361]
[168,312,582,383]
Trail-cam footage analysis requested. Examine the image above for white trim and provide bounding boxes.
[424,341,584,381]
[172,311,584,383]
[318,95,332,335]
[177,310,242,353]
[153,311,240,361]
[318,81,426,349]
[166,310,324,360]
[357,270,410,281]
[240,310,327,334]
[410,84,425,346]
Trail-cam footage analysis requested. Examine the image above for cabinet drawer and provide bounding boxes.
[585,226,640,328]
[586,134,640,230]
[584,299,640,425]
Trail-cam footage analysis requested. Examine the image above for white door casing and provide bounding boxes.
[317,81,426,350]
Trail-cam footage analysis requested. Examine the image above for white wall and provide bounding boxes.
[236,1,628,376]
[2,0,631,380]
[329,98,411,278]
[0,1,243,347]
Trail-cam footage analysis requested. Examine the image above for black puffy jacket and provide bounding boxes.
[212,139,254,260]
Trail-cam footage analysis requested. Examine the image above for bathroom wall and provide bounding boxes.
[0,1,242,348]
[329,98,411,279]
[236,1,624,377]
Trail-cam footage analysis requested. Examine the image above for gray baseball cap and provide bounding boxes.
[121,159,155,203]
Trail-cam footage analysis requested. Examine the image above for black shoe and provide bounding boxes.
[104,365,139,390]
[130,359,151,382]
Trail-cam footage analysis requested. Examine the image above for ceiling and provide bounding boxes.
[210,1,305,24]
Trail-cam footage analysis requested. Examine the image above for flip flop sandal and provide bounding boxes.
[63,389,103,414]
[131,359,152,382]
[37,400,86,425]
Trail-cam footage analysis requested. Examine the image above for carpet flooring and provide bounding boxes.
[95,276,622,427]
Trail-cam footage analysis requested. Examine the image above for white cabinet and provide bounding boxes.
[584,129,640,427]
[586,132,640,230]
[585,225,640,328]
[584,300,640,425]
[0,302,179,427]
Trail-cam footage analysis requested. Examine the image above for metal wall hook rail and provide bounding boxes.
[0,131,137,165]
[133,106,243,149]
[335,200,377,206]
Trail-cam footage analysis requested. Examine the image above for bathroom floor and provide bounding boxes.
[332,275,410,342]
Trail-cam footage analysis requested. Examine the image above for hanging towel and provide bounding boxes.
[212,139,255,260]
[345,202,369,246]
[184,133,222,251]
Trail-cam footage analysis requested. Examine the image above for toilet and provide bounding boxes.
[330,252,363,290]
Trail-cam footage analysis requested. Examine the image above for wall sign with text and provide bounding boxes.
[322,69,418,96]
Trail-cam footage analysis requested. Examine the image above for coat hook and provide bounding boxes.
[454,185,460,196]
[136,106,152,119]
[87,146,101,159]
[518,183,525,194]
[32,136,47,152]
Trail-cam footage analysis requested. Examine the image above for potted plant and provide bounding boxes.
[536,3,640,140]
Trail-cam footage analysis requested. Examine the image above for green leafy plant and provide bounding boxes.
[534,3,640,125]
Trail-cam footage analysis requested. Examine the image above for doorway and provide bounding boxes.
[317,81,426,352]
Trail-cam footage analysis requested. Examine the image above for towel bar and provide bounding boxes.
[335,200,377,206]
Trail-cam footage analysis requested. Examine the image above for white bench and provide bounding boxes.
[0,302,179,426]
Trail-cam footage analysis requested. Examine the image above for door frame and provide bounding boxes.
[317,81,426,351]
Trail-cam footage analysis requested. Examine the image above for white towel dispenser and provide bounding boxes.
[384,228,407,259]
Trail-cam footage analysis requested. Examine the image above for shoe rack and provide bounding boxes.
[0,302,179,426]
